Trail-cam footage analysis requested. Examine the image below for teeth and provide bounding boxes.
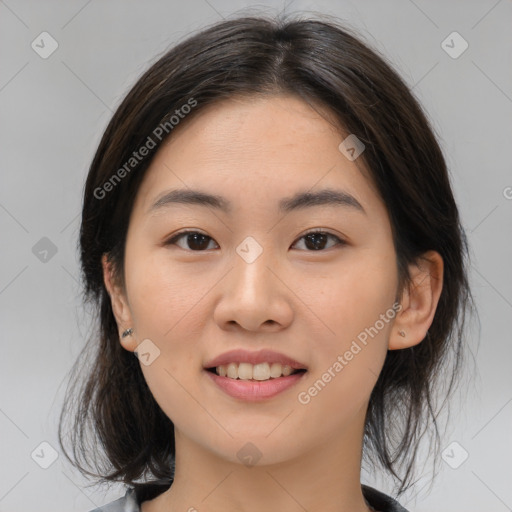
[270,362,283,378]
[214,362,298,380]
[227,363,238,379]
[238,362,253,380]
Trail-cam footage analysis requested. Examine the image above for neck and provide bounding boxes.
[146,406,373,512]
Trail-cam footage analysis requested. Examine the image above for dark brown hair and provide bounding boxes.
[58,12,474,500]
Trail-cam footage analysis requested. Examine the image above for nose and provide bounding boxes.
[213,245,294,333]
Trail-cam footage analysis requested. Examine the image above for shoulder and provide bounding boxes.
[87,481,172,512]
[88,488,140,512]
[362,484,410,512]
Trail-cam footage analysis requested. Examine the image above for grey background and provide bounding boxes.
[0,0,511,511]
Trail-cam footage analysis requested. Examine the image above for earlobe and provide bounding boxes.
[101,253,137,352]
[389,250,443,350]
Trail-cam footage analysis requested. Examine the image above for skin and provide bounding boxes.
[103,94,443,512]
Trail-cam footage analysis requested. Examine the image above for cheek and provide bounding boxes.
[125,246,207,337]
[293,247,397,415]
[297,247,398,349]
[124,250,204,419]
[293,263,396,433]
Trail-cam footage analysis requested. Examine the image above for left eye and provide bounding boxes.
[165,230,345,252]
[292,231,345,251]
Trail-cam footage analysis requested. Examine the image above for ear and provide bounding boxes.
[101,253,137,352]
[389,250,444,350]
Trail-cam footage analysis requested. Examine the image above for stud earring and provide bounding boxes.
[398,330,406,337]
[122,328,133,338]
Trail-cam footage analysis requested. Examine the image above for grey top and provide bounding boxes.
[89,484,409,512]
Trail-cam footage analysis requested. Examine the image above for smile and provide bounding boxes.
[211,362,303,380]
[203,348,308,401]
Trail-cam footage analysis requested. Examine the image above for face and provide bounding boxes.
[112,94,401,466]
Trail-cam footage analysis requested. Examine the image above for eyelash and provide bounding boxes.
[164,229,346,252]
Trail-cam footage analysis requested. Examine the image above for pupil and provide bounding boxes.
[305,233,327,250]
[188,233,209,250]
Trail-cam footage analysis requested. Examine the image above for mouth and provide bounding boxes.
[202,349,308,401]
[203,349,308,401]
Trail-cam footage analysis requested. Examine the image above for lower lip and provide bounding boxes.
[205,370,307,401]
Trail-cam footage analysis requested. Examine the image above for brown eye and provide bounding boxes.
[166,231,218,251]
[292,231,345,251]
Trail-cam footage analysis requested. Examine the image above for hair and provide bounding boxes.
[58,11,475,501]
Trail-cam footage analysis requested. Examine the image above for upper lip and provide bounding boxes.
[204,349,308,370]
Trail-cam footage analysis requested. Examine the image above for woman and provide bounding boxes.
[59,13,473,512]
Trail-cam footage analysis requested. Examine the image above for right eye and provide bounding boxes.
[164,230,219,251]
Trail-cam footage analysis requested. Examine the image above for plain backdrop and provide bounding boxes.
[0,1,511,511]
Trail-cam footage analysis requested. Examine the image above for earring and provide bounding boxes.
[398,330,406,337]
[122,328,133,338]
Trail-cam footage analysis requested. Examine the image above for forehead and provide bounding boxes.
[162,94,343,165]
[133,94,383,218]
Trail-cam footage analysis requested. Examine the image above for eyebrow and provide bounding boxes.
[148,187,366,215]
